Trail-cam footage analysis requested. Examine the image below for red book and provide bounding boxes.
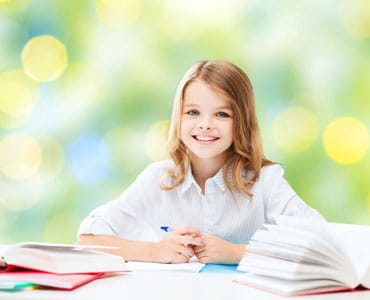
[0,271,104,290]
[0,242,130,290]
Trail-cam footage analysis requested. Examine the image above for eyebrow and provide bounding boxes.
[183,104,232,110]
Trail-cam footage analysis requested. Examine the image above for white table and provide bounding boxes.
[0,272,369,300]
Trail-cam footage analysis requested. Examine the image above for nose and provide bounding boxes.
[199,125,211,131]
[198,116,212,131]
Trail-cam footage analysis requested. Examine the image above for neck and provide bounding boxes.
[190,156,225,194]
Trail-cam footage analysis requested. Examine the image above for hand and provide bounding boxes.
[153,226,203,263]
[193,235,246,264]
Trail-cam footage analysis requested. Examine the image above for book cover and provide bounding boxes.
[0,271,104,290]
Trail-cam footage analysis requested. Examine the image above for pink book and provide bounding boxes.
[0,271,104,290]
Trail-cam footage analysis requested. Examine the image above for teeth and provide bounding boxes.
[195,135,217,141]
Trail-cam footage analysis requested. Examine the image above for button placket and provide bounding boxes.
[202,180,216,235]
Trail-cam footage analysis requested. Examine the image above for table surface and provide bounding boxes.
[0,272,369,300]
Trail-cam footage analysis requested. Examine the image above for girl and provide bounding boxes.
[77,60,323,264]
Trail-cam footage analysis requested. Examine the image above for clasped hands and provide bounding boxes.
[154,226,245,265]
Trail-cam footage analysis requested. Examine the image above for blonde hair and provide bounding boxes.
[161,60,273,197]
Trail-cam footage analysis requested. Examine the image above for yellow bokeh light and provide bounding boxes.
[0,69,39,117]
[339,0,370,39]
[0,0,30,9]
[145,120,170,161]
[0,0,32,12]
[0,133,42,180]
[272,106,319,153]
[95,0,141,28]
[323,117,369,164]
[21,35,68,82]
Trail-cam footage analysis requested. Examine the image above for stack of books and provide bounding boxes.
[235,216,370,296]
[0,242,129,290]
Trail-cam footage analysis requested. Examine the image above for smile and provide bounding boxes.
[192,135,219,141]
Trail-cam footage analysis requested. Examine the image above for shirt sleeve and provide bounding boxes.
[77,164,157,240]
[262,164,324,223]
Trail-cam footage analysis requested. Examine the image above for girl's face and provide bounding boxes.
[180,80,234,165]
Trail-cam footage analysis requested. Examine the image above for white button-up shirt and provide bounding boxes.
[78,160,323,243]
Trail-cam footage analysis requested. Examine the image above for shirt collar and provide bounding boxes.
[180,165,226,194]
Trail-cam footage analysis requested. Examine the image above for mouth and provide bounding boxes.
[192,135,219,142]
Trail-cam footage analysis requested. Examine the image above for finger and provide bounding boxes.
[180,235,203,246]
[172,253,190,263]
[177,245,195,259]
[194,250,209,263]
[198,256,211,263]
[193,246,206,256]
[174,226,201,237]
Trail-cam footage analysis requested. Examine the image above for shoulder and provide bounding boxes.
[259,163,285,181]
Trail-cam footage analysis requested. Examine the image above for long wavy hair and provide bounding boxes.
[160,60,273,197]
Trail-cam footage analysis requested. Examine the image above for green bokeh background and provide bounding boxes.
[0,0,369,243]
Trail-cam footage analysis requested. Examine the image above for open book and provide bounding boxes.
[0,242,129,274]
[235,216,370,296]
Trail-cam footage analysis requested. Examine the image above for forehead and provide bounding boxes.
[183,80,231,107]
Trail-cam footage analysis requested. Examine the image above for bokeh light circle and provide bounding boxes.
[21,35,68,82]
[323,117,369,164]
[0,133,42,179]
[272,106,319,153]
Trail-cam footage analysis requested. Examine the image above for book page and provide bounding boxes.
[273,217,370,284]
[13,242,119,251]
[361,265,370,288]
[239,252,351,285]
[326,222,370,282]
[3,242,128,274]
[251,225,344,267]
[234,273,349,296]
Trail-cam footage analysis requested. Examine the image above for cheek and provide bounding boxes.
[179,121,187,141]
[227,124,234,143]
[180,119,191,135]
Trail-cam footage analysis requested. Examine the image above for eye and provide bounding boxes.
[186,110,199,116]
[216,111,231,118]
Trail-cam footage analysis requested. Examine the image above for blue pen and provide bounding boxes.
[160,226,172,232]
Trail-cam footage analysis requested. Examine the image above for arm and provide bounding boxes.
[193,236,246,264]
[77,226,203,263]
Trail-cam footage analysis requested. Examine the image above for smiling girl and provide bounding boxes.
[77,60,323,264]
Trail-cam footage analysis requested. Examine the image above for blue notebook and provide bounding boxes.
[200,264,242,273]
